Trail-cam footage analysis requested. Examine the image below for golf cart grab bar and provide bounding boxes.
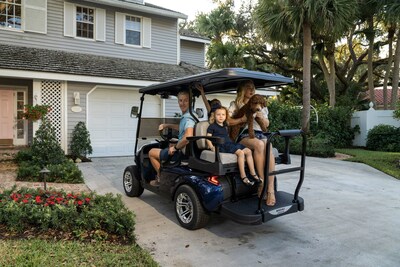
[277,129,303,137]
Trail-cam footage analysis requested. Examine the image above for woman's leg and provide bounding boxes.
[263,140,276,206]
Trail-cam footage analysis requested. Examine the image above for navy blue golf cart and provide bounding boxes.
[123,68,306,230]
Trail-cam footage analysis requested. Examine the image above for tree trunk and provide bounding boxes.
[302,21,311,133]
[317,45,336,107]
[383,26,395,110]
[367,17,375,106]
[391,29,400,109]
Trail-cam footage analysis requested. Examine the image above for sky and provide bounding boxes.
[145,0,249,21]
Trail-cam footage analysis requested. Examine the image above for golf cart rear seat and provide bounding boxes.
[187,121,281,175]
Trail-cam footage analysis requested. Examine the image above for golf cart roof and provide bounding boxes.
[139,68,293,96]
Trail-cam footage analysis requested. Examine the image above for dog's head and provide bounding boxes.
[248,94,266,113]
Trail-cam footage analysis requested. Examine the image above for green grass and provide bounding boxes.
[0,239,158,267]
[336,148,400,179]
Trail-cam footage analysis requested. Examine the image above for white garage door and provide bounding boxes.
[88,89,140,157]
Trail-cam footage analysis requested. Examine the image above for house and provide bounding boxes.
[0,0,209,157]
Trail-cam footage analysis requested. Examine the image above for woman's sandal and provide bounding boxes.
[241,177,254,186]
[266,191,276,206]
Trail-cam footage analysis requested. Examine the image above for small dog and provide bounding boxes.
[229,94,268,140]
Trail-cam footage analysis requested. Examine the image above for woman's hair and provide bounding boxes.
[209,106,229,125]
[234,80,255,108]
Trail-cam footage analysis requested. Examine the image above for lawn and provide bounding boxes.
[336,148,400,179]
[0,239,158,266]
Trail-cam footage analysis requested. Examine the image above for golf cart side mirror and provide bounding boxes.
[196,108,204,118]
[130,106,139,118]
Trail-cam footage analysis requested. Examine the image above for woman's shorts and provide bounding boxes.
[219,142,245,154]
[237,129,271,143]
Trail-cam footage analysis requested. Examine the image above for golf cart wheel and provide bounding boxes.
[123,165,144,197]
[174,185,210,230]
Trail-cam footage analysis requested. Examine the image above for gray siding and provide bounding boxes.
[180,40,205,67]
[0,0,178,65]
[66,82,92,154]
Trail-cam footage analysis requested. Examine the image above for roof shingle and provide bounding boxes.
[0,44,207,82]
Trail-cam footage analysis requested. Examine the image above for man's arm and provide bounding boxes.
[175,127,194,150]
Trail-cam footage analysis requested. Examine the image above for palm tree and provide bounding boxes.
[312,0,358,107]
[256,0,356,130]
[386,2,400,109]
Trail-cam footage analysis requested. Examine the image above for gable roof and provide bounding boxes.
[0,44,207,82]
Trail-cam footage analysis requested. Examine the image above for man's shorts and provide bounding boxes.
[159,147,181,162]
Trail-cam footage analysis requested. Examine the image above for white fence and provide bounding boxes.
[351,104,400,146]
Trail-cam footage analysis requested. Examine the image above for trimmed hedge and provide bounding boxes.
[366,124,400,152]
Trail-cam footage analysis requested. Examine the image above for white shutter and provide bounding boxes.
[115,12,125,44]
[24,0,47,34]
[142,17,151,48]
[64,2,75,37]
[95,8,106,41]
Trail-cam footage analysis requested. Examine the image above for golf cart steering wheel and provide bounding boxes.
[159,128,178,142]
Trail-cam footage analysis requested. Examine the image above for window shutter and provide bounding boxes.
[95,8,106,41]
[24,0,47,34]
[64,2,75,37]
[115,12,125,44]
[142,17,151,48]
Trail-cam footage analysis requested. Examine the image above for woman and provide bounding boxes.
[228,80,276,206]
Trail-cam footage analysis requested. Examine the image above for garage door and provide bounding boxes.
[88,89,160,157]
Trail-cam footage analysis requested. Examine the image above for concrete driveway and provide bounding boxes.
[79,155,400,267]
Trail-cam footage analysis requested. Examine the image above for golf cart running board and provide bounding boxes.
[220,191,304,225]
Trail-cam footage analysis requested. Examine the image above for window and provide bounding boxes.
[64,2,105,41]
[76,6,94,39]
[0,0,22,29]
[125,15,141,46]
[115,13,151,48]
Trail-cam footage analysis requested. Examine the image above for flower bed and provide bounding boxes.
[0,187,135,244]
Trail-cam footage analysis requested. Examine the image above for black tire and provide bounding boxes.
[174,185,210,230]
[123,165,144,197]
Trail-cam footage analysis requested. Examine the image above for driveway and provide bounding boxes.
[79,156,400,267]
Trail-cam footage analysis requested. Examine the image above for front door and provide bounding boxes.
[0,90,13,145]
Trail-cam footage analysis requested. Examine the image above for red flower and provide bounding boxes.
[77,200,83,206]
[35,196,42,204]
[85,198,91,203]
[22,199,28,204]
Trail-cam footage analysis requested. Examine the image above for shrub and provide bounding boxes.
[31,118,66,167]
[366,124,400,152]
[70,122,93,160]
[267,100,356,155]
[394,101,400,120]
[0,188,135,243]
[17,159,84,183]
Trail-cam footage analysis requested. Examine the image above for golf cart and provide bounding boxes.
[123,68,306,230]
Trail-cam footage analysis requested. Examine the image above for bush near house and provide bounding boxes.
[15,119,83,183]
[267,101,356,157]
[366,124,400,152]
[70,121,93,161]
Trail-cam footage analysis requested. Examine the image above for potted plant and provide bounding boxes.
[23,104,51,121]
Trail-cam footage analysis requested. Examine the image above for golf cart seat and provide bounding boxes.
[187,121,280,175]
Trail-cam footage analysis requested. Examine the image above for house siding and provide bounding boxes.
[180,40,205,67]
[0,0,178,65]
[66,82,92,154]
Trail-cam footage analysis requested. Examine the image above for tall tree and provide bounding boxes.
[312,0,358,107]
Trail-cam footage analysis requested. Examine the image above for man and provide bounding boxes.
[149,90,195,186]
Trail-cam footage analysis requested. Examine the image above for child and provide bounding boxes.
[206,105,260,186]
